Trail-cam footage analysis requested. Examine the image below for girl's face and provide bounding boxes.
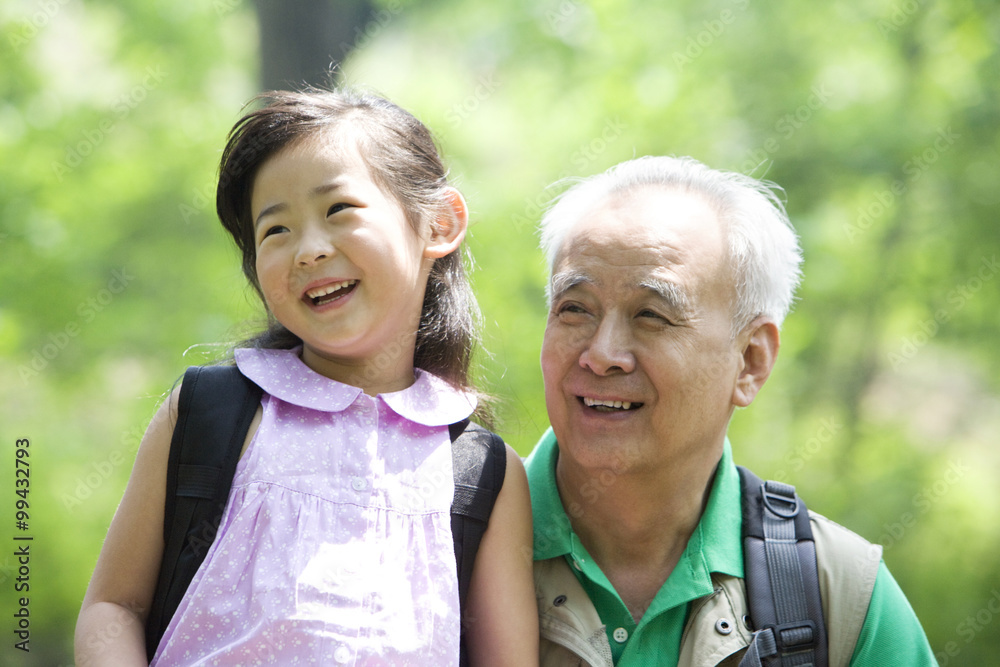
[250,129,445,393]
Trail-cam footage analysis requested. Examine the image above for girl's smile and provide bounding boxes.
[302,278,359,309]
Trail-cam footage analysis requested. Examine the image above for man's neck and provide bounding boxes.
[556,448,722,621]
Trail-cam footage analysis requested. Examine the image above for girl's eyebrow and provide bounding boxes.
[255,202,286,229]
[254,181,348,229]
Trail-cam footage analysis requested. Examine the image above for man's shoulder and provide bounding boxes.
[808,509,881,561]
[807,508,883,591]
[806,509,883,666]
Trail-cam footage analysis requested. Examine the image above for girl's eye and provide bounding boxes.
[262,225,288,239]
[327,203,351,216]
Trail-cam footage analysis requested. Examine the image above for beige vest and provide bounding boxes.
[535,511,882,667]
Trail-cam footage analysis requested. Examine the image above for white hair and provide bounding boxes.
[538,155,804,335]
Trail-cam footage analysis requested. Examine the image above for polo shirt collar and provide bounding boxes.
[525,426,743,580]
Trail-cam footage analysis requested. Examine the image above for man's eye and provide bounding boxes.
[638,309,671,323]
[555,303,591,321]
[327,203,351,216]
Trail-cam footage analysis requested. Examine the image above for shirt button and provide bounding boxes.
[612,627,629,643]
[334,645,351,663]
[715,617,734,635]
[572,559,583,571]
[351,476,368,491]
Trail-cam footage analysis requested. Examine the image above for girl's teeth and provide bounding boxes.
[583,397,633,410]
[306,280,356,299]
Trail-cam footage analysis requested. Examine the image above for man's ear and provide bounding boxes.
[424,187,468,259]
[733,317,780,408]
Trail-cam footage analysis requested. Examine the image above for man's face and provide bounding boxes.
[541,187,744,475]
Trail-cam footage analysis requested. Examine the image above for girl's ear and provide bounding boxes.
[424,187,468,259]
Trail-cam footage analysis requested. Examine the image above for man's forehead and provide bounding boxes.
[556,187,722,257]
[552,242,680,294]
[549,187,729,306]
[550,230,688,298]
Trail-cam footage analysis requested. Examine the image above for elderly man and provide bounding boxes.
[525,156,936,666]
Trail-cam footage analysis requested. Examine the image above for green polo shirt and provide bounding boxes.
[526,428,939,666]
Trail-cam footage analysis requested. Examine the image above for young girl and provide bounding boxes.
[76,89,538,666]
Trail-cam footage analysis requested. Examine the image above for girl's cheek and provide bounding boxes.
[257,261,290,306]
[265,288,289,308]
[261,275,292,307]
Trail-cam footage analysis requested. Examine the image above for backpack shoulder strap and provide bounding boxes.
[737,465,828,667]
[448,418,507,666]
[449,418,507,603]
[144,364,262,660]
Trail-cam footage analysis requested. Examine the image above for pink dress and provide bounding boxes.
[152,347,476,666]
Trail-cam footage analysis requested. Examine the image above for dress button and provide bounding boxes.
[612,627,629,643]
[334,645,351,663]
[351,476,368,491]
[715,617,734,635]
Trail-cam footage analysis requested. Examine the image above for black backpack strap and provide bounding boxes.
[144,365,262,660]
[738,466,828,667]
[449,418,507,666]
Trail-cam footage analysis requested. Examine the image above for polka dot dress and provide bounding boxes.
[152,347,476,666]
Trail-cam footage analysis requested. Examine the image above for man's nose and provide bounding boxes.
[579,317,636,375]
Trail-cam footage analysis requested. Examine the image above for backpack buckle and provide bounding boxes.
[761,481,800,519]
[770,619,817,653]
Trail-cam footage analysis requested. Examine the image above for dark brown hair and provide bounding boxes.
[216,88,484,397]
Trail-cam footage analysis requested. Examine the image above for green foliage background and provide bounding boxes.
[1,0,998,664]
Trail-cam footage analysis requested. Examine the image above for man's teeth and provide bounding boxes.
[583,397,633,410]
[306,280,356,300]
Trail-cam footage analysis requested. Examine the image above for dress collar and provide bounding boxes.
[234,346,476,426]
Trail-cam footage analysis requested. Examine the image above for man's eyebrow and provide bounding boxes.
[254,181,347,230]
[548,270,593,302]
[639,277,691,313]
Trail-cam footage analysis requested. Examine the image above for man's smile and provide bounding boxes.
[579,396,643,411]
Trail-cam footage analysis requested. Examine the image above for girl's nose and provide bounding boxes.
[579,317,636,376]
[295,227,334,267]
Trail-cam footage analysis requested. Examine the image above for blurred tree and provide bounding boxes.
[254,0,374,90]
